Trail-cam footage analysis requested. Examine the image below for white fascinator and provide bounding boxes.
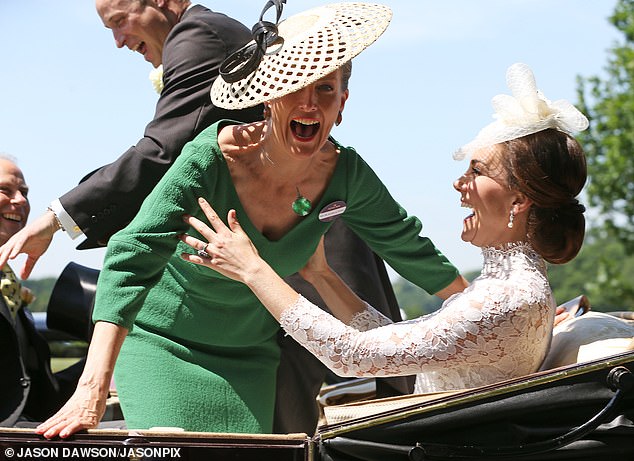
[454,63,589,160]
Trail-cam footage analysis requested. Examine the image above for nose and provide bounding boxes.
[297,87,317,110]
[453,174,467,191]
[113,29,125,49]
[11,191,28,206]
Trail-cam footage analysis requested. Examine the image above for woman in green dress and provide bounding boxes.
[36,2,467,438]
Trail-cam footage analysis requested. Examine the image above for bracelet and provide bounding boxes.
[47,207,65,232]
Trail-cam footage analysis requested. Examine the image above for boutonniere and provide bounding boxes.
[149,64,164,94]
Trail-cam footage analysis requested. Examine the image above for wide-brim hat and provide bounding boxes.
[211,2,392,110]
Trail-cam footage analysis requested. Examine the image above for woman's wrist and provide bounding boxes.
[303,266,337,289]
[76,370,112,401]
[242,259,276,289]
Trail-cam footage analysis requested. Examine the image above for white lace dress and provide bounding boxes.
[279,242,556,393]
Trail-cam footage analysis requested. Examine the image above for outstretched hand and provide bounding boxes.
[35,378,107,439]
[180,198,264,283]
[0,211,59,279]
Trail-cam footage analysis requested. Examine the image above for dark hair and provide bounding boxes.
[500,129,587,264]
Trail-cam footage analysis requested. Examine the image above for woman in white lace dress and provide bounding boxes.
[182,63,589,393]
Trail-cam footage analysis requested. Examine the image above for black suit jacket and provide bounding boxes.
[0,296,29,427]
[0,297,70,426]
[61,5,262,248]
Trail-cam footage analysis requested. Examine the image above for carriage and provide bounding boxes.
[1,263,633,461]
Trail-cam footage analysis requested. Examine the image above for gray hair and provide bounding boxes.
[341,61,352,91]
[0,153,18,164]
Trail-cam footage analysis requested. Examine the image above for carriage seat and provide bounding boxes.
[540,295,634,370]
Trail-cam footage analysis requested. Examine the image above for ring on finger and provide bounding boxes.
[197,244,211,259]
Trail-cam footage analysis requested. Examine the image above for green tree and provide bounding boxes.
[22,277,56,312]
[548,230,634,311]
[392,278,442,319]
[577,0,634,251]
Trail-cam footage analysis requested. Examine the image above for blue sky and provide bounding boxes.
[0,0,621,280]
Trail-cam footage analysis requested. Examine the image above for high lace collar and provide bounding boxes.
[480,241,546,279]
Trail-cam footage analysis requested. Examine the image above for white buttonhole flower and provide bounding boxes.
[149,64,164,94]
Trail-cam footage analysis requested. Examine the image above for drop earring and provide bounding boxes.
[507,208,515,229]
[335,111,342,126]
[263,104,271,120]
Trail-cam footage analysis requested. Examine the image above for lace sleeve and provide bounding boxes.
[279,279,552,379]
[348,302,394,331]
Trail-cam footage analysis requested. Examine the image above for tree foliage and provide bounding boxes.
[22,277,56,312]
[577,0,634,251]
[547,230,634,311]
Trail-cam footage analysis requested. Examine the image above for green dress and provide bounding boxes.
[93,120,459,433]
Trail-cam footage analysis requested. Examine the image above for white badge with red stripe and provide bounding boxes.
[318,201,347,222]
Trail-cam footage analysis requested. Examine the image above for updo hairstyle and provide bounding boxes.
[500,129,587,264]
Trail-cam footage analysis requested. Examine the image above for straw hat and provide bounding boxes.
[211,2,392,110]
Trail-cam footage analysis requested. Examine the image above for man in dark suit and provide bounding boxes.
[0,155,76,426]
[0,0,261,273]
[0,155,32,427]
[0,0,410,433]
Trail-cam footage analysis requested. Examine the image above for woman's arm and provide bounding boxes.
[35,321,128,439]
[302,237,467,311]
[436,275,469,300]
[297,237,368,323]
[181,200,545,382]
[181,199,383,325]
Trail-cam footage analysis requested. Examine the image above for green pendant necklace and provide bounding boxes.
[292,186,312,216]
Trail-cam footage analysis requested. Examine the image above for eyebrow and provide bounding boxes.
[0,179,29,190]
[102,14,117,26]
[470,159,488,168]
[102,10,123,27]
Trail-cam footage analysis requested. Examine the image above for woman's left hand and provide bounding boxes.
[180,198,264,283]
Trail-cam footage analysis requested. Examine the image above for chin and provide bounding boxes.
[460,228,474,243]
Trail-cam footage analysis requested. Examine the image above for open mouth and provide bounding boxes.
[461,201,475,221]
[133,42,146,55]
[291,118,320,140]
[2,213,22,223]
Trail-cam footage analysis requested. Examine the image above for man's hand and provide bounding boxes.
[0,210,60,279]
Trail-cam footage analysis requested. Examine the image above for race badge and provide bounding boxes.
[318,201,347,222]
